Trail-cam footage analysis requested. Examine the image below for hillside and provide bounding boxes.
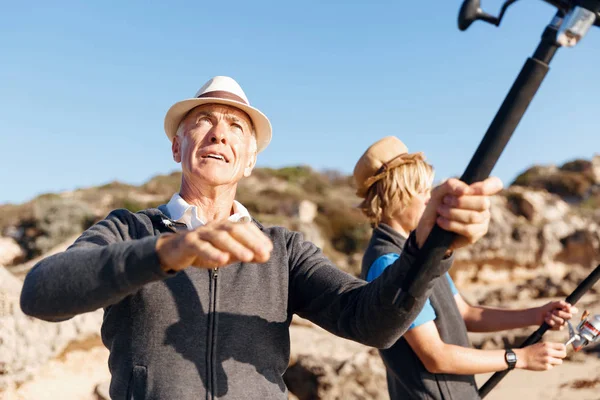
[2,157,600,275]
[0,166,369,275]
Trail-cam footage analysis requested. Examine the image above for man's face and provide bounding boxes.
[172,104,257,187]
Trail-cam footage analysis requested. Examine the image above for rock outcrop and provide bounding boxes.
[0,237,25,267]
[284,317,387,399]
[0,266,103,390]
[452,187,600,287]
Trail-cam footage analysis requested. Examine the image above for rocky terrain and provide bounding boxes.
[1,155,600,399]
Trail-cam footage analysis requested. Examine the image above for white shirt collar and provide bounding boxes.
[165,193,252,230]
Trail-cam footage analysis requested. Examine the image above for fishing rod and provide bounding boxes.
[391,0,600,395]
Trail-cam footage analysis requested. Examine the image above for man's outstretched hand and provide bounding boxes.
[416,177,503,250]
[156,220,273,272]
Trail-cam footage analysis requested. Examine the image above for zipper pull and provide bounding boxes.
[213,267,219,279]
[161,218,178,233]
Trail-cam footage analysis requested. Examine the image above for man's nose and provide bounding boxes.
[210,122,228,144]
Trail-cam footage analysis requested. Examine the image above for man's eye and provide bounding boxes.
[231,123,243,132]
[198,117,212,125]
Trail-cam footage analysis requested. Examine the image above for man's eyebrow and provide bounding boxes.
[192,109,253,129]
[194,111,213,120]
[224,113,252,127]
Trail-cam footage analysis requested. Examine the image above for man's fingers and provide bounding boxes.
[442,195,491,212]
[433,177,501,204]
[436,218,487,241]
[434,178,470,198]
[466,177,504,196]
[188,239,230,268]
[189,221,273,266]
[224,222,273,262]
[200,229,254,263]
[437,205,490,224]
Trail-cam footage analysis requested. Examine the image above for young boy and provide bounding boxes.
[354,136,575,400]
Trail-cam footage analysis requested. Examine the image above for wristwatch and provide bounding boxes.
[504,349,517,370]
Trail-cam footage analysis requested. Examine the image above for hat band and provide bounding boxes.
[197,90,248,105]
[361,152,426,193]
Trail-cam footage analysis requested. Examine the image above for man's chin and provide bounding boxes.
[186,168,240,187]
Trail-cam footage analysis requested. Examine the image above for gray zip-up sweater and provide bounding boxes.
[20,207,452,400]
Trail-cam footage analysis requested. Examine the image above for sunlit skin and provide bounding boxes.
[171,104,257,223]
[383,189,432,238]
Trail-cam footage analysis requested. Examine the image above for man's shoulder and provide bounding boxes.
[252,219,294,241]
[252,220,321,256]
[100,207,167,234]
[104,207,155,222]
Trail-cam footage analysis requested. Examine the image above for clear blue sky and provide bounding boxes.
[1,1,599,205]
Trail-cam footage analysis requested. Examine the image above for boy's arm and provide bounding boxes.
[405,320,567,374]
[455,295,575,333]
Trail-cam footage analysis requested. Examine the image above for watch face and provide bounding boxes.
[506,351,517,367]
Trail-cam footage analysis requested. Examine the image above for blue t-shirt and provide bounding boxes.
[366,253,458,330]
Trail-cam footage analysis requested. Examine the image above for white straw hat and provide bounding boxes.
[164,76,272,152]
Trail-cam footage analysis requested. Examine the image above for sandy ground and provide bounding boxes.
[4,339,600,400]
[4,350,600,400]
[477,356,600,400]
[4,301,600,399]
[1,340,110,400]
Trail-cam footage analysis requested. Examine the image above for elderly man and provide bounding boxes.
[21,76,502,400]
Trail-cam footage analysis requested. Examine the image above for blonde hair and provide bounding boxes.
[359,159,434,226]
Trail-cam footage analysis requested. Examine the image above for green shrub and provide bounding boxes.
[97,181,138,191]
[254,166,330,196]
[20,197,97,258]
[112,197,168,213]
[581,194,600,210]
[142,172,182,196]
[561,159,592,174]
[513,167,592,199]
[543,172,592,198]
[315,204,370,254]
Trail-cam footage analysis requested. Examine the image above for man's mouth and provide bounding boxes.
[201,153,229,163]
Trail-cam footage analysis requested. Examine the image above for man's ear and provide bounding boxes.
[243,151,257,177]
[172,135,182,163]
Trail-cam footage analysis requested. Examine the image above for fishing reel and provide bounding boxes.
[565,310,600,351]
[458,0,600,47]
